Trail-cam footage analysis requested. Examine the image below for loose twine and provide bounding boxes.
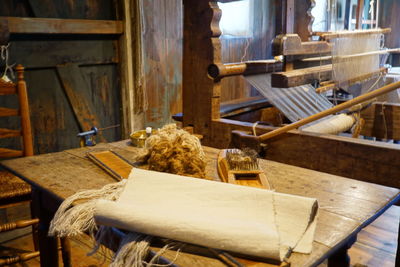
[1,43,15,81]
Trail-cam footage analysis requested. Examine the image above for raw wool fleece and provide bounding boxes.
[143,124,206,178]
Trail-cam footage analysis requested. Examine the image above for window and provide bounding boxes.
[219,0,252,37]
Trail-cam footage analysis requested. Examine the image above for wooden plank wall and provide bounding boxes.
[379,0,400,65]
[0,1,121,154]
[141,0,183,129]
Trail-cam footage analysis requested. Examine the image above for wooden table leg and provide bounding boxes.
[327,235,357,267]
[32,188,60,267]
[60,237,72,267]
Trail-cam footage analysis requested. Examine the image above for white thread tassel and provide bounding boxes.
[49,180,127,237]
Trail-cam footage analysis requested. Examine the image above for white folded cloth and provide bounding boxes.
[94,168,318,261]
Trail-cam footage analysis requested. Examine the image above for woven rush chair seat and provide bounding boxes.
[0,170,31,206]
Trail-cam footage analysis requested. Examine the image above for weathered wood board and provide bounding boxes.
[56,63,104,138]
[26,0,116,20]
[8,39,118,69]
[360,102,400,140]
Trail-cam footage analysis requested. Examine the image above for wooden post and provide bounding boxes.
[356,0,364,29]
[182,0,222,143]
[16,65,34,157]
[118,0,144,137]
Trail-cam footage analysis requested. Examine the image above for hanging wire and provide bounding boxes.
[1,43,15,81]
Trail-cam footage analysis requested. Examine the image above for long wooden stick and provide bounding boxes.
[314,28,391,40]
[302,48,400,62]
[258,81,400,141]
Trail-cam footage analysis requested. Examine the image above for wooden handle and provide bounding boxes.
[258,81,400,141]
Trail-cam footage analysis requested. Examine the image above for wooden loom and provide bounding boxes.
[180,0,400,189]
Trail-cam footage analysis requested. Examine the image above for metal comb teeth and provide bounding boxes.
[226,148,259,171]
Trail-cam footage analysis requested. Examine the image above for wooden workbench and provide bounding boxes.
[2,140,400,267]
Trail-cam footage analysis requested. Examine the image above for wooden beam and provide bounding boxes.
[118,0,139,136]
[271,64,332,88]
[272,34,332,56]
[183,1,223,143]
[3,17,123,35]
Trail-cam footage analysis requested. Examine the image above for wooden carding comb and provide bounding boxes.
[87,150,134,181]
[217,148,272,190]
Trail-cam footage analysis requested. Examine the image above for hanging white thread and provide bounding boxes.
[1,43,15,81]
[240,37,251,62]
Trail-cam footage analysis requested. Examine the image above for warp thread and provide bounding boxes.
[140,124,206,178]
[331,32,381,91]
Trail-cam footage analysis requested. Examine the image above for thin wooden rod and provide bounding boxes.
[302,48,400,62]
[314,28,391,40]
[258,80,400,141]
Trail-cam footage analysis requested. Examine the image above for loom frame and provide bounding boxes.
[181,0,400,189]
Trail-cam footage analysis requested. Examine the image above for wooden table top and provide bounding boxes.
[2,140,400,267]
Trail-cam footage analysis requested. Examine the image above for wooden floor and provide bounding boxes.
[0,206,399,267]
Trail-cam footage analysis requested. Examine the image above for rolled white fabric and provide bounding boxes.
[302,114,355,135]
[94,168,318,261]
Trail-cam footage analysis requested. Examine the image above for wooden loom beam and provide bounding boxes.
[273,34,332,56]
[208,60,283,80]
[181,0,400,189]
[182,1,222,143]
[271,64,332,88]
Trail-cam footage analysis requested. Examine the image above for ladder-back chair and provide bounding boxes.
[0,64,39,266]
